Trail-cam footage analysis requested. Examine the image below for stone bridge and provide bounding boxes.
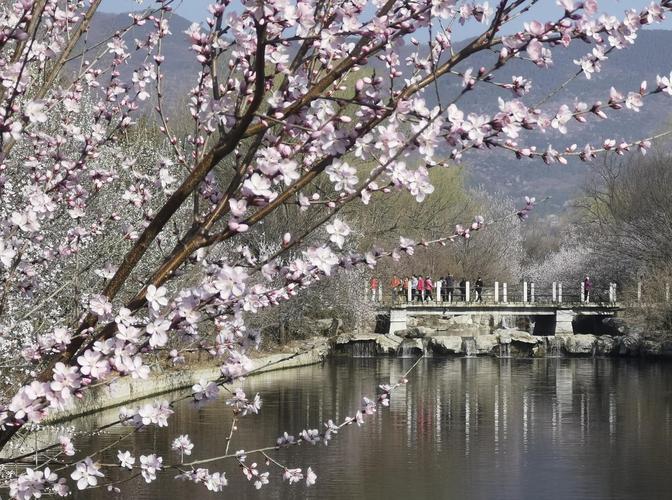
[387,302,622,336]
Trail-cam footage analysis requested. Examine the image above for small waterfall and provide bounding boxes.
[546,336,563,358]
[463,337,477,357]
[396,339,424,358]
[501,316,510,329]
[344,340,378,358]
[499,343,511,358]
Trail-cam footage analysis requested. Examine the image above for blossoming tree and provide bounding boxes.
[2,0,672,497]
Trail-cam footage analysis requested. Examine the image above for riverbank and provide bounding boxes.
[45,338,331,424]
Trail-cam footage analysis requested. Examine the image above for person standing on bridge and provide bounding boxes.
[583,275,592,303]
[402,276,410,302]
[446,274,454,303]
[475,276,484,303]
[411,275,418,302]
[417,275,425,302]
[459,278,466,301]
[370,276,379,302]
[425,276,434,302]
[390,275,402,304]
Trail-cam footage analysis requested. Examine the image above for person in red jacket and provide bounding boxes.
[370,276,379,302]
[417,275,425,302]
[424,276,434,302]
[390,275,402,304]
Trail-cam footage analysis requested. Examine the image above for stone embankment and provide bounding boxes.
[46,339,331,423]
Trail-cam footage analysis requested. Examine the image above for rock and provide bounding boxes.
[329,318,343,337]
[617,333,641,356]
[562,334,597,356]
[334,333,355,344]
[474,335,498,355]
[472,315,491,327]
[602,317,629,336]
[444,315,473,326]
[635,338,672,358]
[396,326,436,338]
[498,330,512,344]
[399,327,424,338]
[315,318,334,333]
[660,340,672,358]
[510,331,540,345]
[641,340,662,357]
[595,336,617,356]
[496,329,538,345]
[429,336,463,355]
[376,334,404,354]
[417,326,436,337]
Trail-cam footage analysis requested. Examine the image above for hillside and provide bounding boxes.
[87,12,672,212]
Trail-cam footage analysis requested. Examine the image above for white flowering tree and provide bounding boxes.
[2,0,672,497]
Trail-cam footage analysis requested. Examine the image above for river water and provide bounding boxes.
[74,358,672,499]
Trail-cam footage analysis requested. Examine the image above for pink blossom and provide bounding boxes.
[59,435,76,456]
[118,450,135,469]
[70,458,104,490]
[283,468,304,484]
[140,454,163,483]
[193,379,220,402]
[306,467,317,486]
[146,285,168,311]
[303,246,339,275]
[326,219,351,249]
[205,472,228,491]
[77,350,109,380]
[147,319,170,348]
[89,294,112,318]
[171,435,194,456]
[24,100,48,123]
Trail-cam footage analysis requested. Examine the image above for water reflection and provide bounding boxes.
[71,358,672,500]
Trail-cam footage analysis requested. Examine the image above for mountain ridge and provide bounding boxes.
[88,12,672,211]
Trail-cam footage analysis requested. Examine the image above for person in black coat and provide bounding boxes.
[475,276,484,302]
[459,278,466,301]
[446,273,455,303]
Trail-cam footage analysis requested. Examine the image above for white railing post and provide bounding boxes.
[436,280,442,303]
[503,283,508,303]
[558,283,563,303]
[407,283,412,303]
[637,281,642,304]
[494,281,499,303]
[613,283,617,303]
[552,282,557,302]
[580,281,585,303]
[466,281,471,302]
[608,283,613,303]
[530,283,535,303]
[666,283,670,303]
[523,281,528,303]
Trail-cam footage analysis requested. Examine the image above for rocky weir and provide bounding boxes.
[332,327,672,359]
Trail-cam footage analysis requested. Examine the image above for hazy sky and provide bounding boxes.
[101,0,672,39]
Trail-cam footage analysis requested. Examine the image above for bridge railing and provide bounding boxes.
[371,280,622,307]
